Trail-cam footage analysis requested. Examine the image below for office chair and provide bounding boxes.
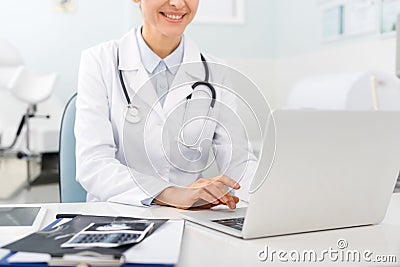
[0,40,58,189]
[5,68,58,189]
[59,93,87,203]
[1,68,57,153]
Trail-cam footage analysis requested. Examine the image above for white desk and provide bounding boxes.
[1,194,400,266]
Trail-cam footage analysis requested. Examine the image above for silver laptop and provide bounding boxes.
[181,110,400,239]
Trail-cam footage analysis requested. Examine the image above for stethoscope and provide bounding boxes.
[118,50,216,151]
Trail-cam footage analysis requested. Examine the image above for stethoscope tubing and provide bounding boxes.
[117,48,217,150]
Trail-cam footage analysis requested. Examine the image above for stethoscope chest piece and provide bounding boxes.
[125,104,141,124]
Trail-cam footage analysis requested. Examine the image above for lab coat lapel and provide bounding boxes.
[163,37,205,116]
[118,28,165,121]
[125,67,165,121]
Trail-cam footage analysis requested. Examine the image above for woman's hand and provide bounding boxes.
[153,175,240,210]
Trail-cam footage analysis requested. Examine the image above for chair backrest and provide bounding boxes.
[59,93,87,202]
[11,68,57,104]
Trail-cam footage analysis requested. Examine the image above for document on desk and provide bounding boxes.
[124,220,185,265]
[2,218,185,266]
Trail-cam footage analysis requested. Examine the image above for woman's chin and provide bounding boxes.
[161,29,185,39]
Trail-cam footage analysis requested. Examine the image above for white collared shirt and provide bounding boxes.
[135,27,184,106]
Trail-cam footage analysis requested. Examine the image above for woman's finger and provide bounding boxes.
[204,182,236,209]
[212,175,241,190]
[198,188,219,205]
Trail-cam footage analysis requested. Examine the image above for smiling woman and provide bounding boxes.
[74,0,257,210]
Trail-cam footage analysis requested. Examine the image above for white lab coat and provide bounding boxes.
[75,28,257,206]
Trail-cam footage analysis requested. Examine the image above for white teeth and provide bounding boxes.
[164,13,183,20]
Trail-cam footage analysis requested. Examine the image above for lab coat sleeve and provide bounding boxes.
[212,79,258,203]
[75,49,171,206]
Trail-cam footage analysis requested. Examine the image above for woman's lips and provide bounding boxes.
[160,12,186,23]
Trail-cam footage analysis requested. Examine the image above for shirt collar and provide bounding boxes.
[136,26,184,75]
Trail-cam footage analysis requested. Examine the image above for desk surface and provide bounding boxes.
[0,194,399,266]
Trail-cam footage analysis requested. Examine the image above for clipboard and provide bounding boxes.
[0,217,183,267]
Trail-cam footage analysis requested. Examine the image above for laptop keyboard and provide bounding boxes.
[212,217,245,231]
